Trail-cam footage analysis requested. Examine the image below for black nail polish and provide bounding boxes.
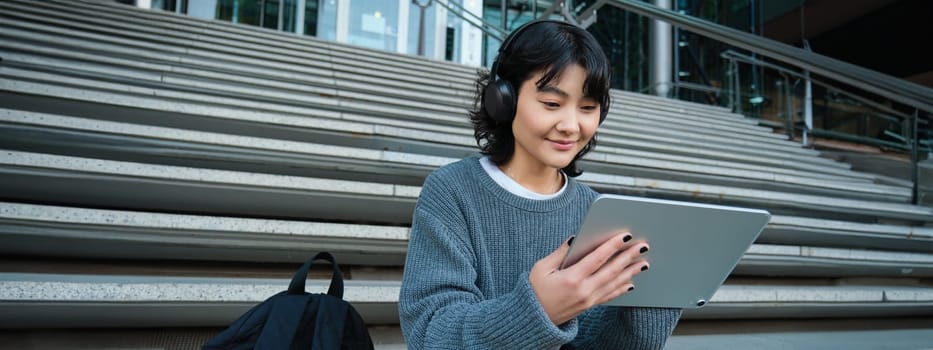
[641,265,649,271]
[623,234,632,242]
[567,236,575,246]
[640,246,649,254]
[628,286,635,291]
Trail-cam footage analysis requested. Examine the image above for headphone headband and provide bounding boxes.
[489,19,572,81]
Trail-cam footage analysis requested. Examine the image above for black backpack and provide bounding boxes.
[203,252,375,350]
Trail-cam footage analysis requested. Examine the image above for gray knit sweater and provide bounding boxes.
[399,156,681,349]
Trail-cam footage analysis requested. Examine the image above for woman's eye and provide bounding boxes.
[541,101,560,108]
[581,105,598,111]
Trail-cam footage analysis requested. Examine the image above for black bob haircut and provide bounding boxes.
[469,21,611,177]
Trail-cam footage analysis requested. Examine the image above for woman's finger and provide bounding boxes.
[536,236,574,271]
[589,242,649,283]
[589,258,647,304]
[566,232,633,276]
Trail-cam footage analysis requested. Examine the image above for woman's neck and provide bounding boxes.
[499,158,564,195]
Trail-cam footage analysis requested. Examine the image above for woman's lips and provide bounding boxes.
[548,139,576,151]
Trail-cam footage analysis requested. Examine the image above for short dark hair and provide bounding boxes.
[469,21,611,177]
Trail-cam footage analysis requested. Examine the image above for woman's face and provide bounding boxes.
[510,64,601,171]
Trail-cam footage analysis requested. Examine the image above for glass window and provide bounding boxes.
[482,3,502,67]
[188,0,218,19]
[448,0,483,66]
[347,0,399,52]
[408,1,436,57]
[304,0,320,36]
[318,0,338,40]
[282,0,297,32]
[216,0,261,26]
[263,0,280,29]
[444,0,462,63]
[151,0,185,12]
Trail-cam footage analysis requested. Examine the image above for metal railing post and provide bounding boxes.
[413,0,433,56]
[803,70,813,146]
[781,73,793,140]
[734,61,742,115]
[723,59,733,110]
[912,109,920,205]
[433,0,506,41]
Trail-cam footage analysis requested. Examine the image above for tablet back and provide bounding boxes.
[560,194,770,308]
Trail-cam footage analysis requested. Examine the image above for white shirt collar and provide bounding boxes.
[479,156,567,200]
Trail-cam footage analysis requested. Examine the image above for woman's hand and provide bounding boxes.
[529,234,650,325]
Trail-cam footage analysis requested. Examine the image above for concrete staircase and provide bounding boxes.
[1,0,931,348]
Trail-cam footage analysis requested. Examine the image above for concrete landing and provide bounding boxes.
[667,328,933,349]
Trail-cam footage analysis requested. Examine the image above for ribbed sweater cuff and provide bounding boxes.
[477,271,578,348]
[596,306,682,349]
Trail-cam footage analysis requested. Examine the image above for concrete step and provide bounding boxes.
[616,89,734,115]
[0,328,408,350]
[763,215,933,252]
[612,92,767,128]
[0,150,422,224]
[2,320,932,350]
[738,243,933,277]
[579,171,933,222]
[0,109,910,202]
[4,202,932,274]
[597,147,876,184]
[607,113,797,148]
[612,97,763,130]
[4,147,930,221]
[585,153,904,202]
[0,272,403,328]
[0,202,410,266]
[667,319,933,350]
[1,272,930,329]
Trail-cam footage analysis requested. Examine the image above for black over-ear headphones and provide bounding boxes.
[482,19,573,123]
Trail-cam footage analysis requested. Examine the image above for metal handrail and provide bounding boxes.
[645,81,722,95]
[599,0,930,205]
[720,50,912,121]
[435,0,506,42]
[604,0,933,115]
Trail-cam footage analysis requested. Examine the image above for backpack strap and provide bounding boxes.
[311,296,349,350]
[288,252,344,299]
[255,252,346,349]
[254,293,310,349]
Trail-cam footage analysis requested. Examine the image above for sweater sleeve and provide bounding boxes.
[399,203,577,349]
[569,306,682,349]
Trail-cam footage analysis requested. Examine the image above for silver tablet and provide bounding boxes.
[560,194,770,308]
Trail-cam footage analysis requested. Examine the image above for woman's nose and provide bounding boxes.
[555,110,581,134]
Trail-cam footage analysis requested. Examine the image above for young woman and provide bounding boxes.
[399,20,681,349]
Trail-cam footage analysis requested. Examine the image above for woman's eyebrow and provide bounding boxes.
[536,85,569,97]
[537,85,597,101]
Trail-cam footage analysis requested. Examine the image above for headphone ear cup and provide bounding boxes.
[483,78,517,123]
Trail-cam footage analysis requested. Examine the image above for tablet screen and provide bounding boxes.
[560,194,770,308]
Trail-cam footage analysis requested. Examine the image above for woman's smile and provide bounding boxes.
[547,138,577,151]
